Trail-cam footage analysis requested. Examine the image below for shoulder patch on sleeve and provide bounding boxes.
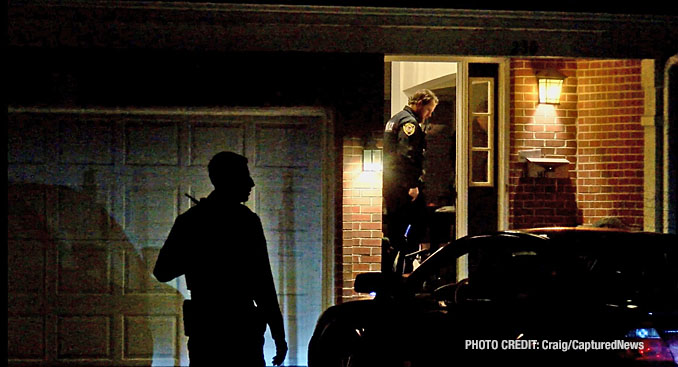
[403,122,416,136]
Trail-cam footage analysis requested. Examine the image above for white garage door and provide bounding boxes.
[7,107,333,366]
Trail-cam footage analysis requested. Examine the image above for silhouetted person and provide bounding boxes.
[153,151,287,366]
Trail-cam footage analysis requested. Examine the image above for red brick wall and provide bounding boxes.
[576,60,644,229]
[341,137,382,302]
[509,58,644,229]
[509,59,580,228]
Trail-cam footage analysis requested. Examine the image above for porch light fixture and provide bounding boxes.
[536,69,566,105]
[363,149,383,172]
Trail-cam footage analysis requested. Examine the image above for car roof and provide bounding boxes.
[512,227,675,248]
[486,226,674,245]
[408,227,676,283]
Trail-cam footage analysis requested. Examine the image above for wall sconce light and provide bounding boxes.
[363,149,383,172]
[536,69,566,105]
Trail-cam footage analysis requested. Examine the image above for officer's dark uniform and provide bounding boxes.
[383,105,427,273]
[153,191,286,366]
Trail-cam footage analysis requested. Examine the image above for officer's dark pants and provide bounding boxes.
[384,182,425,274]
[186,301,266,367]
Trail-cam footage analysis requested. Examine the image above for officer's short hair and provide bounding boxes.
[208,151,249,188]
[408,89,439,107]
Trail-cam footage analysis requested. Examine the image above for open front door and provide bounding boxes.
[467,63,500,236]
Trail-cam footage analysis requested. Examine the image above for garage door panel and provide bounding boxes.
[124,120,180,166]
[8,184,50,240]
[7,114,52,165]
[57,315,113,360]
[255,184,321,230]
[58,119,115,165]
[123,315,177,360]
[125,247,180,294]
[57,241,113,295]
[124,182,179,244]
[255,123,319,168]
[259,208,321,238]
[258,205,313,233]
[268,245,321,286]
[255,176,319,198]
[57,185,117,240]
[7,315,46,360]
[265,237,321,257]
[189,121,246,166]
[8,239,47,295]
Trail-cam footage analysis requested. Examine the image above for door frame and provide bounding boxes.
[663,55,678,233]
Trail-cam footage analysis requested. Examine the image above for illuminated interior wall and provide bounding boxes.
[509,58,645,229]
[341,136,383,302]
[391,61,458,115]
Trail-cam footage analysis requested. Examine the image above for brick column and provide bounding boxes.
[341,137,382,302]
[576,59,644,229]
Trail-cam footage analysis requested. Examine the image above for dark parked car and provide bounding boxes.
[308,228,678,366]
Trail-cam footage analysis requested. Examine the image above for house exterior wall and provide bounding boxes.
[341,57,647,302]
[10,0,674,328]
[508,58,645,229]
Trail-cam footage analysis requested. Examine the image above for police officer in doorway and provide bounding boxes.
[383,89,438,273]
[153,151,287,366]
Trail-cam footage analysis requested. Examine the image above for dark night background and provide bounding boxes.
[8,48,385,137]
[147,0,678,15]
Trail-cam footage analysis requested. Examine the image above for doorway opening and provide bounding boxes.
[384,58,505,274]
[384,58,504,281]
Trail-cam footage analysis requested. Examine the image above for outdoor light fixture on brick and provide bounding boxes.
[363,149,383,172]
[536,69,566,105]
